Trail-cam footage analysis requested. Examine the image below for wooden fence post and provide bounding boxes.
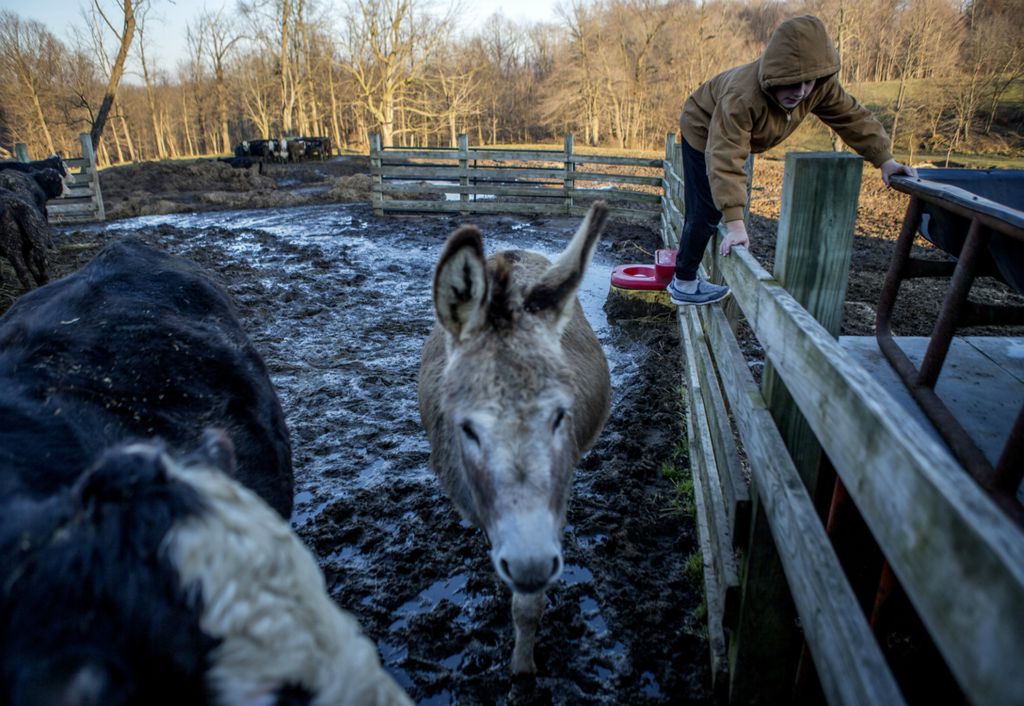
[369,133,383,217]
[728,152,863,704]
[458,133,469,215]
[15,143,30,162]
[564,134,575,215]
[80,132,105,221]
[762,152,862,493]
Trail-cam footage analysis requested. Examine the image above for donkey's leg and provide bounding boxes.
[510,591,545,674]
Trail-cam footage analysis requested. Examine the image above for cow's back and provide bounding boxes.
[0,238,293,516]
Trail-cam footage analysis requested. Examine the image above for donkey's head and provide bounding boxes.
[427,202,609,595]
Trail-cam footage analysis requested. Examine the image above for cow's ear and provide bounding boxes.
[197,428,238,476]
[433,225,489,343]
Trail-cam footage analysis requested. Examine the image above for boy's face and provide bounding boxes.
[773,80,816,109]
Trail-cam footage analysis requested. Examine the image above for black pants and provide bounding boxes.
[674,137,722,281]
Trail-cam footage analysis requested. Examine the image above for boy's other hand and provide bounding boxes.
[720,220,749,256]
[881,159,918,187]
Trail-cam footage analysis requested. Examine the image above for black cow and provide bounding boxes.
[0,168,63,217]
[301,136,331,161]
[0,189,51,291]
[246,139,276,159]
[0,155,69,178]
[0,239,411,706]
[216,156,265,174]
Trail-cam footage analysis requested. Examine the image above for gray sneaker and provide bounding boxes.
[667,277,731,305]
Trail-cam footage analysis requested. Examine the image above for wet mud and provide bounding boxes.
[8,155,1022,705]
[32,204,710,705]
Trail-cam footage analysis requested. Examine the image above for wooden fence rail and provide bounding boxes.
[369,133,661,222]
[663,136,1024,705]
[15,133,105,223]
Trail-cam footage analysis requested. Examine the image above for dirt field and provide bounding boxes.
[1,154,1021,704]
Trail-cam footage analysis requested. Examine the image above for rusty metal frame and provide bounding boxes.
[876,175,1024,523]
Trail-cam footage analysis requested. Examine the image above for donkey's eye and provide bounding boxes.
[552,408,566,432]
[460,421,480,446]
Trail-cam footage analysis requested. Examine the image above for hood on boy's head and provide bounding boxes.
[758,15,840,91]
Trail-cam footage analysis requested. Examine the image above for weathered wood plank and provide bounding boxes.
[680,306,742,625]
[689,265,906,706]
[695,306,751,548]
[841,336,1024,469]
[379,148,563,161]
[369,134,383,216]
[720,246,1024,706]
[568,205,656,222]
[678,324,731,702]
[745,155,862,690]
[570,170,662,186]
[569,154,663,168]
[382,165,564,181]
[564,134,575,214]
[379,183,563,199]
[65,172,93,186]
[61,185,95,198]
[48,200,96,213]
[379,200,571,215]
[568,188,660,204]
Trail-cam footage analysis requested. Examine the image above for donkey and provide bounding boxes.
[417,201,612,674]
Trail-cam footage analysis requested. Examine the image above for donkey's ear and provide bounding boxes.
[434,225,489,342]
[524,201,608,333]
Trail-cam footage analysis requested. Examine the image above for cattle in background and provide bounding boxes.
[302,136,332,160]
[287,137,307,162]
[418,202,612,675]
[243,139,276,160]
[0,239,412,706]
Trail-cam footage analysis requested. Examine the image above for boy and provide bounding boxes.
[669,14,916,305]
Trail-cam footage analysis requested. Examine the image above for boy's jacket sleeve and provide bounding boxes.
[706,95,754,224]
[812,77,893,168]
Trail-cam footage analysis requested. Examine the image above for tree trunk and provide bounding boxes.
[90,0,137,152]
[279,0,292,134]
[119,112,136,161]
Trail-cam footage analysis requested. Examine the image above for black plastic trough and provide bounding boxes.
[915,168,1024,293]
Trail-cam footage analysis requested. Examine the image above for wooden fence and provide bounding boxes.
[369,133,662,222]
[16,133,105,223]
[663,135,1024,705]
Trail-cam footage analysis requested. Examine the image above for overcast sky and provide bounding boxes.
[8,0,564,69]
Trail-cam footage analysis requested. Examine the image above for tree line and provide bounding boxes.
[1,0,1021,167]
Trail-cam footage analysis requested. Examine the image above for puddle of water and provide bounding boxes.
[560,564,594,586]
[389,573,471,633]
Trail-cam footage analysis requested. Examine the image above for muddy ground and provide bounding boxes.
[2,155,1021,704]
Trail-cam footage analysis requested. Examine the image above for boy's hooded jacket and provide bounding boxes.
[680,15,892,223]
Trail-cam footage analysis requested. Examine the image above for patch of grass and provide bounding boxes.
[683,550,704,586]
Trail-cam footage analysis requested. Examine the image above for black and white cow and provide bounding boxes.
[0,239,411,706]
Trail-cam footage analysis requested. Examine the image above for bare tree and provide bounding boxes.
[87,0,138,152]
[135,2,168,158]
[343,0,452,146]
[0,13,63,155]
[195,8,242,153]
